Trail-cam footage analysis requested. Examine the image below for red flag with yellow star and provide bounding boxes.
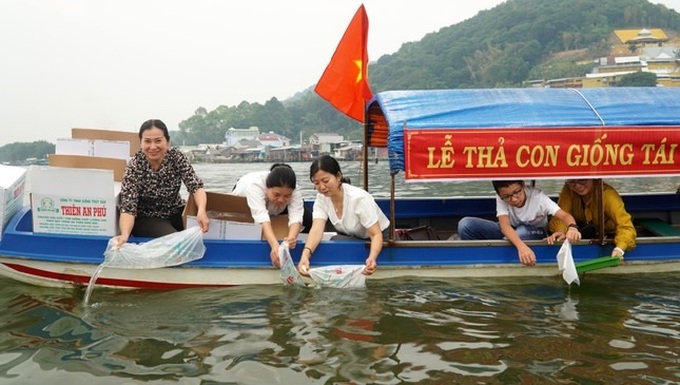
[315,4,373,123]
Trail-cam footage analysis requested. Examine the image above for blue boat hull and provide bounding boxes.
[1,193,679,289]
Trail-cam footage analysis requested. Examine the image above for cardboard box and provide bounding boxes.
[183,191,289,240]
[0,165,27,242]
[29,167,116,236]
[48,154,127,182]
[71,128,140,155]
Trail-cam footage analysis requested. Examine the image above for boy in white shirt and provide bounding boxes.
[458,180,581,266]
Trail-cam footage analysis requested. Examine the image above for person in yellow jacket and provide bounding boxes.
[548,179,636,258]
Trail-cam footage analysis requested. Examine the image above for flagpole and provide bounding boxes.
[362,103,369,192]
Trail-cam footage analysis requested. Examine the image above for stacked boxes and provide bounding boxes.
[49,128,139,181]
[29,128,139,236]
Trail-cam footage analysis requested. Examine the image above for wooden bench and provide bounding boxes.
[638,218,680,237]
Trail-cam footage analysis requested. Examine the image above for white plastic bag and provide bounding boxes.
[278,242,305,286]
[103,227,206,269]
[556,240,580,286]
[308,265,366,289]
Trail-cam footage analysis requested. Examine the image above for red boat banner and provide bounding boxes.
[404,126,680,181]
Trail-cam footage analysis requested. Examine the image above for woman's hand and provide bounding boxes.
[111,234,129,250]
[196,212,210,233]
[284,236,297,250]
[269,246,281,268]
[612,247,625,260]
[363,256,377,275]
[297,255,310,276]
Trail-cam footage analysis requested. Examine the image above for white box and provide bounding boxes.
[71,128,140,155]
[56,138,130,160]
[0,165,27,242]
[29,167,116,236]
[186,215,262,240]
[56,138,93,156]
[92,140,130,160]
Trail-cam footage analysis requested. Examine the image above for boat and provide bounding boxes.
[1,87,679,289]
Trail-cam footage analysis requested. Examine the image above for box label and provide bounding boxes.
[32,194,115,236]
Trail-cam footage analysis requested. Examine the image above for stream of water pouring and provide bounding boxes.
[82,264,106,306]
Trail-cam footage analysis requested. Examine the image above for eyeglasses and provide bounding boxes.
[500,187,523,201]
[566,179,590,186]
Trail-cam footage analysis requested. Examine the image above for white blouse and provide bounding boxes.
[312,183,389,239]
[232,171,304,226]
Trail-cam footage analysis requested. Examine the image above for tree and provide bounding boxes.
[617,71,657,86]
[0,141,54,163]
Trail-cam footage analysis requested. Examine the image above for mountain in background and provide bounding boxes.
[369,0,680,90]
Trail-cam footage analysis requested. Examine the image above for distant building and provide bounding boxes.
[614,28,668,46]
[258,132,290,148]
[224,126,259,146]
[309,132,344,154]
[545,77,583,88]
[535,27,680,88]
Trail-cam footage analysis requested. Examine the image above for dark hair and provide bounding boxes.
[310,155,350,184]
[266,163,296,189]
[139,119,170,141]
[492,180,524,193]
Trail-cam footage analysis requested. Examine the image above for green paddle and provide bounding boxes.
[575,256,621,274]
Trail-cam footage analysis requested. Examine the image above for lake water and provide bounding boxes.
[1,162,679,384]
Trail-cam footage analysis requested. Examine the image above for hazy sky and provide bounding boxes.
[1,0,679,145]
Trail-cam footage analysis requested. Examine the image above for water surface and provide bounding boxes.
[1,273,679,384]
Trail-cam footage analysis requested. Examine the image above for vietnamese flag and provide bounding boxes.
[315,4,373,123]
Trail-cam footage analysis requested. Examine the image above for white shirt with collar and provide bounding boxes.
[312,183,389,239]
[232,171,304,226]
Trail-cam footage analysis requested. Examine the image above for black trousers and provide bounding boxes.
[131,207,184,238]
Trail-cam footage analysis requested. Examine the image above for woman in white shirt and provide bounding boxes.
[297,155,389,276]
[232,163,304,267]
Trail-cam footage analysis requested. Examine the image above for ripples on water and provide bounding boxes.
[1,273,679,384]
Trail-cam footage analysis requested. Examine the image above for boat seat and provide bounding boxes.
[637,218,680,237]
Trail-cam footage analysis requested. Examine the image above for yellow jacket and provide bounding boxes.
[548,182,636,251]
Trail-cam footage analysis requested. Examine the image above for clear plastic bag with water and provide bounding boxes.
[103,227,206,269]
[278,242,306,286]
[308,265,366,289]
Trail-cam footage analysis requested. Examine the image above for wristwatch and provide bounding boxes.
[567,223,578,229]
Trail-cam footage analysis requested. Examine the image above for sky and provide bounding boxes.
[1,0,680,146]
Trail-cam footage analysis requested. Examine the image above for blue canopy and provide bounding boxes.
[366,87,680,174]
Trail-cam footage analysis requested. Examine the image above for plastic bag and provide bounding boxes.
[308,265,366,289]
[556,240,580,286]
[103,227,206,269]
[278,242,305,286]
